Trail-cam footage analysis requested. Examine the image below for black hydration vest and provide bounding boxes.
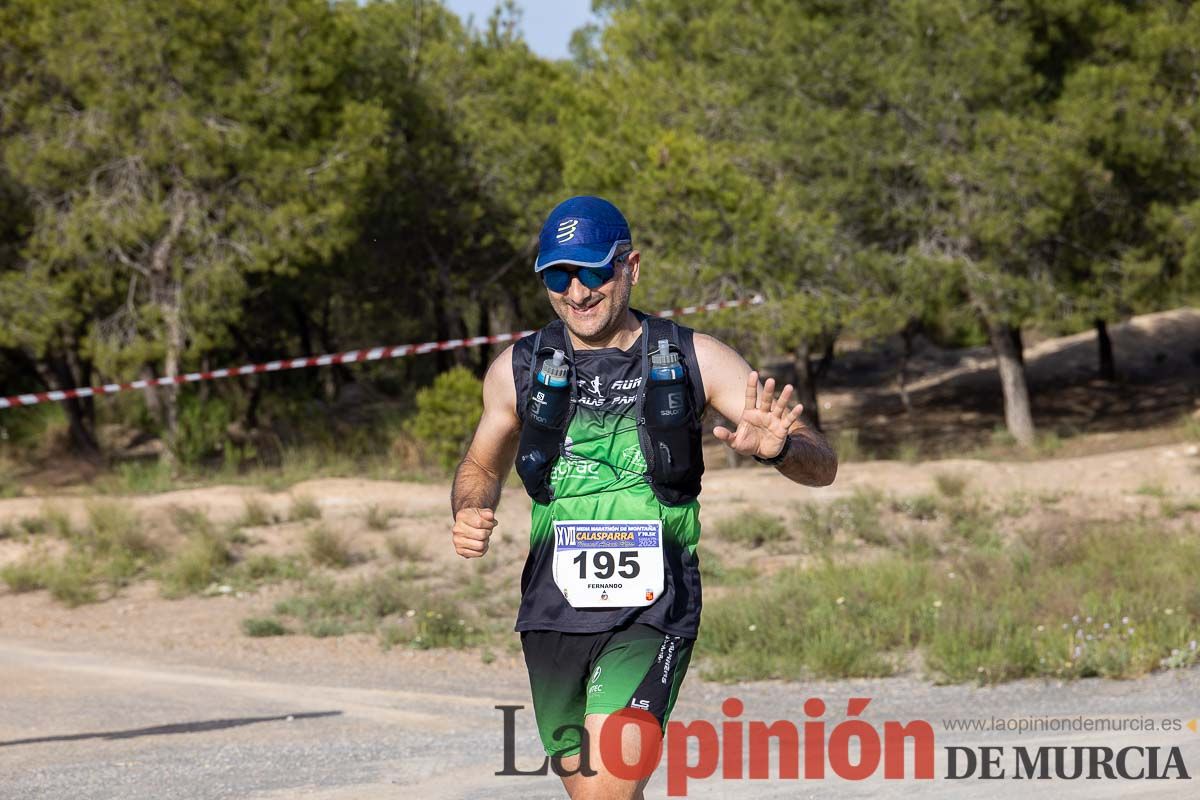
[513,310,705,507]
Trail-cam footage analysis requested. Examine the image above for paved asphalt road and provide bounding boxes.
[2,637,1199,799]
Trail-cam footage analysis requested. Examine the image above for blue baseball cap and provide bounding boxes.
[534,196,631,273]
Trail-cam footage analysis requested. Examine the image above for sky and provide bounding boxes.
[441,0,598,60]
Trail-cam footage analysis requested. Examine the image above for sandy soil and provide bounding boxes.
[819,308,1200,456]
[1,310,1198,798]
[0,439,1197,676]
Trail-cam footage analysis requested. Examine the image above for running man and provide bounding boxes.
[451,196,837,799]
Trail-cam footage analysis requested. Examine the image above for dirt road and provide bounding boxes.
[2,633,1198,799]
[2,442,1199,798]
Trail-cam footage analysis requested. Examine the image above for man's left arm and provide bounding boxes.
[693,333,838,487]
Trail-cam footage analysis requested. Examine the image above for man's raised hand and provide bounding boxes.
[452,507,496,558]
[712,370,803,459]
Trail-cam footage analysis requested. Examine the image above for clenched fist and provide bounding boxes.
[452,507,497,558]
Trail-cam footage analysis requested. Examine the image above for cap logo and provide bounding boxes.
[555,219,579,243]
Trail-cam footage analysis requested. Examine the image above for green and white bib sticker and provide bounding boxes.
[552,520,664,608]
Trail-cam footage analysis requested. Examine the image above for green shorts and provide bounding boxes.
[520,623,694,758]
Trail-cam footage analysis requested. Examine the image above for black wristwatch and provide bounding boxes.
[753,434,791,466]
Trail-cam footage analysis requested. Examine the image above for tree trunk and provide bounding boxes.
[31,352,100,458]
[813,338,836,381]
[317,297,338,403]
[898,319,919,413]
[159,280,183,469]
[245,376,262,429]
[149,197,187,469]
[1094,318,1115,382]
[478,297,491,375]
[293,301,314,357]
[197,356,211,403]
[986,319,1035,447]
[792,340,822,431]
[140,364,165,430]
[1010,326,1025,367]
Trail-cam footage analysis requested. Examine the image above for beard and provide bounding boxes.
[548,270,634,345]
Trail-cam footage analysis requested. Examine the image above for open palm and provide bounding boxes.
[713,371,803,458]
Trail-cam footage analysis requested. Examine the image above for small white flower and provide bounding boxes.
[1165,608,1174,615]
[748,624,758,632]
[836,596,845,605]
[1103,622,1111,630]
[1086,616,1093,624]
[1073,646,1082,658]
[1036,625,1045,632]
[1072,614,1080,623]
[933,600,943,609]
[405,609,416,618]
[1121,616,1130,624]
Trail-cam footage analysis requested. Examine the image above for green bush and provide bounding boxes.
[229,554,308,586]
[365,504,396,531]
[42,554,100,607]
[239,497,274,527]
[19,516,48,535]
[701,520,1200,684]
[0,404,66,451]
[289,494,322,521]
[712,511,788,548]
[97,460,176,494]
[87,502,158,559]
[934,472,969,498]
[159,529,233,597]
[829,487,886,544]
[386,536,427,562]
[304,524,353,568]
[241,617,289,637]
[892,494,939,521]
[1,559,45,593]
[274,571,414,637]
[175,394,235,466]
[405,366,484,473]
[794,488,887,548]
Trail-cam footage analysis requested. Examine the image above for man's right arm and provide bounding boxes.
[450,345,521,559]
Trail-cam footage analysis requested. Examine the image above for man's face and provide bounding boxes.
[545,251,640,341]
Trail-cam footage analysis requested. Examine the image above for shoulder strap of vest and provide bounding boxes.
[675,325,706,413]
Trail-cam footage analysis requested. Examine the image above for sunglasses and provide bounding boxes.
[541,263,616,294]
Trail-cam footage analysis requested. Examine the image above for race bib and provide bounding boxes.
[552,520,665,609]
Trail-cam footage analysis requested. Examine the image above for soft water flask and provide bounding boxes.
[529,349,569,427]
[647,339,686,426]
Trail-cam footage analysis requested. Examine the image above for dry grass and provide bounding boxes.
[289,495,322,522]
[304,524,353,568]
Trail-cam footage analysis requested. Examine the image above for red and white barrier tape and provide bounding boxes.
[0,295,763,410]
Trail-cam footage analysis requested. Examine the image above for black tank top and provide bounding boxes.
[511,329,705,637]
